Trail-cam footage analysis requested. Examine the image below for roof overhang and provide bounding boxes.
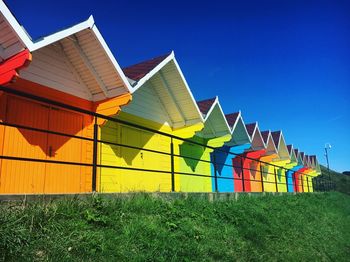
[1,2,132,101]
[197,97,231,139]
[272,131,290,161]
[225,111,251,146]
[247,123,265,151]
[261,130,278,156]
[125,52,204,129]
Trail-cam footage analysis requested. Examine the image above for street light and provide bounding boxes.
[324,143,332,190]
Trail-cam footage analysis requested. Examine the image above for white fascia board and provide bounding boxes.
[261,130,270,148]
[233,112,252,143]
[203,96,218,121]
[131,52,203,124]
[27,14,132,93]
[279,131,290,160]
[230,110,241,134]
[29,16,94,51]
[132,52,175,93]
[269,131,279,153]
[216,98,232,133]
[172,56,204,123]
[90,24,132,93]
[255,124,266,149]
[0,1,32,49]
[204,97,231,136]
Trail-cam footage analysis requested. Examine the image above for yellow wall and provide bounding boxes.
[99,112,204,193]
[260,154,277,192]
[178,134,231,192]
[272,159,290,192]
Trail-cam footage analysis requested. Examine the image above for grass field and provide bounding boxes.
[0,192,349,261]
[314,165,350,195]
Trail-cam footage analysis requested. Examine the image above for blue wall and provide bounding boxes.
[286,165,304,192]
[211,143,250,192]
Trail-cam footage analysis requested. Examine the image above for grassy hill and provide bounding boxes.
[314,165,350,194]
[1,192,349,261]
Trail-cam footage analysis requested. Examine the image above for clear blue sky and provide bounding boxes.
[6,0,350,172]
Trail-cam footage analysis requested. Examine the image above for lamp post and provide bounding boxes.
[324,143,332,190]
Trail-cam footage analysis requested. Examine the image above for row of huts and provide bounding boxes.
[0,2,321,194]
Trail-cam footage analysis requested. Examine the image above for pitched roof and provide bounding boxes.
[287,145,293,155]
[245,123,256,137]
[294,148,299,157]
[310,155,316,165]
[271,131,281,148]
[123,53,171,81]
[261,131,270,144]
[196,97,216,115]
[225,112,240,128]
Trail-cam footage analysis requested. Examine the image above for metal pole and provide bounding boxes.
[274,167,278,192]
[260,164,264,192]
[301,174,304,192]
[92,116,98,192]
[325,147,330,171]
[170,137,175,192]
[325,146,332,190]
[241,156,245,192]
[213,153,218,192]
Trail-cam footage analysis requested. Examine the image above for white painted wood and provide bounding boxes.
[68,36,108,97]
[122,81,173,127]
[20,45,91,100]
[1,2,132,95]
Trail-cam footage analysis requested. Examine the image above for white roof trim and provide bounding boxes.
[288,144,297,161]
[172,56,204,123]
[30,16,94,51]
[250,122,265,150]
[0,3,133,93]
[230,111,252,143]
[202,96,231,135]
[0,1,32,50]
[131,52,174,92]
[263,130,278,153]
[90,24,133,93]
[131,51,204,123]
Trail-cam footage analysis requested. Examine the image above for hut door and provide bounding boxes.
[45,107,84,193]
[0,96,49,193]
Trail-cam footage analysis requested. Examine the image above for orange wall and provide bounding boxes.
[1,78,132,194]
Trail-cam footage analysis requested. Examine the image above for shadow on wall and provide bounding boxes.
[1,93,91,158]
[100,118,165,166]
[212,146,231,175]
[179,136,209,172]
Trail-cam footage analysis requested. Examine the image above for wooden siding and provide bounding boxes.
[20,45,91,100]
[122,82,172,126]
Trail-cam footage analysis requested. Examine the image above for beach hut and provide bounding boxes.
[232,122,266,192]
[99,52,204,192]
[296,152,309,192]
[308,155,321,192]
[270,131,291,192]
[211,111,251,192]
[259,131,279,192]
[178,97,231,192]
[284,145,299,192]
[0,2,132,194]
[288,149,305,192]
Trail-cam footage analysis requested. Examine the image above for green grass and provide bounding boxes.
[1,192,349,261]
[314,165,350,194]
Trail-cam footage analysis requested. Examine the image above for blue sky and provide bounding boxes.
[6,0,350,172]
